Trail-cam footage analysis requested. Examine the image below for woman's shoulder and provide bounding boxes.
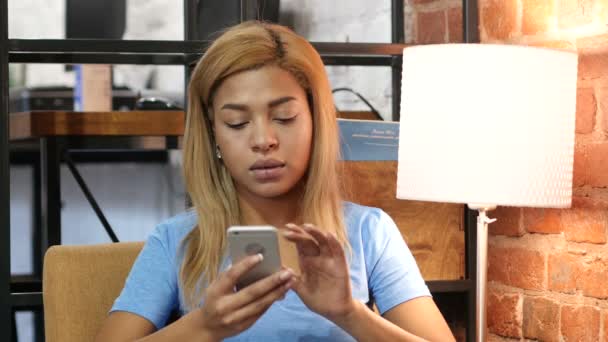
[158,209,198,230]
[342,201,398,240]
[150,209,198,249]
[343,201,391,227]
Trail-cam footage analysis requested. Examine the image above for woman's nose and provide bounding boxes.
[251,121,278,152]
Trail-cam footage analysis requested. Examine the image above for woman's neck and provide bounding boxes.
[237,186,304,229]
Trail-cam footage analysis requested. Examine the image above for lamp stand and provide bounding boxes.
[468,204,496,342]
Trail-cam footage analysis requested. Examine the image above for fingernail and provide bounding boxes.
[285,223,297,229]
[279,270,292,281]
[283,231,293,237]
[257,253,264,262]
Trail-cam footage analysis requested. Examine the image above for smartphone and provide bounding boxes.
[227,225,282,290]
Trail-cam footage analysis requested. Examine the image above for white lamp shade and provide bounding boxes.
[396,44,578,208]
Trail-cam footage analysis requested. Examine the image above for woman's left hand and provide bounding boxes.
[281,223,356,322]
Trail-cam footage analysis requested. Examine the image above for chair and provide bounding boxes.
[42,242,144,342]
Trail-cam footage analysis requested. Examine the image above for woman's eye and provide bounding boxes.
[226,122,247,129]
[274,115,297,124]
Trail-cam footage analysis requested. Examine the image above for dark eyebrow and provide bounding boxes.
[220,103,248,111]
[268,96,296,108]
[220,96,296,111]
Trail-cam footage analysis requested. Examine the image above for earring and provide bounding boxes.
[215,145,222,159]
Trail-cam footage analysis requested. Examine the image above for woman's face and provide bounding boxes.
[211,65,313,200]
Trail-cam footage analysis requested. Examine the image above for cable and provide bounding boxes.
[332,87,384,121]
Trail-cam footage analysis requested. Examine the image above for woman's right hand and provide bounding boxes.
[196,254,295,341]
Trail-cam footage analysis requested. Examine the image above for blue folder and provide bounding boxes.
[338,119,399,161]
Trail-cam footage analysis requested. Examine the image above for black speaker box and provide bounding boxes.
[66,0,126,39]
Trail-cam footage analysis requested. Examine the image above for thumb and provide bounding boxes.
[290,274,304,295]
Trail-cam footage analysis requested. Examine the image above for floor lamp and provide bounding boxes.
[395,44,578,341]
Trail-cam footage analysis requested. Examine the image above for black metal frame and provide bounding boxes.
[391,0,404,121]
[63,151,119,243]
[463,2,480,340]
[1,0,480,340]
[1,0,12,340]
[9,40,409,68]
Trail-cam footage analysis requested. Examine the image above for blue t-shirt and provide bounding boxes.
[111,202,431,341]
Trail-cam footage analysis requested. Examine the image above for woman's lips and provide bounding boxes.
[251,165,285,181]
[250,159,286,181]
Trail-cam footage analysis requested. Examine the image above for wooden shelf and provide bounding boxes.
[9,111,185,141]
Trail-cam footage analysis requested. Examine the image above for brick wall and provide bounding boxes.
[480,0,608,341]
[410,0,608,340]
[406,0,463,43]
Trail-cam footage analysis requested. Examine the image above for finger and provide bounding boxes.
[325,232,346,259]
[218,253,264,290]
[282,230,320,257]
[288,274,303,296]
[281,227,308,240]
[220,277,294,327]
[231,315,258,335]
[285,235,321,256]
[302,224,332,257]
[225,268,295,312]
[284,223,310,237]
[286,236,321,257]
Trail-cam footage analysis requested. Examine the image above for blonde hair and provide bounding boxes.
[181,21,345,310]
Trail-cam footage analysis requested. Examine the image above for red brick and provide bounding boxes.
[417,10,446,44]
[599,88,608,136]
[579,52,608,81]
[562,208,608,244]
[447,7,463,43]
[487,289,522,338]
[587,142,608,187]
[487,335,513,342]
[522,0,555,35]
[548,253,579,294]
[481,0,518,41]
[576,87,596,134]
[523,208,562,234]
[572,194,608,209]
[559,0,594,29]
[561,305,600,342]
[522,296,559,342]
[489,207,524,237]
[579,257,608,299]
[549,253,608,299]
[602,310,608,342]
[488,246,545,290]
[573,143,588,187]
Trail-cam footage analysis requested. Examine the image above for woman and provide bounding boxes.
[95,21,455,341]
